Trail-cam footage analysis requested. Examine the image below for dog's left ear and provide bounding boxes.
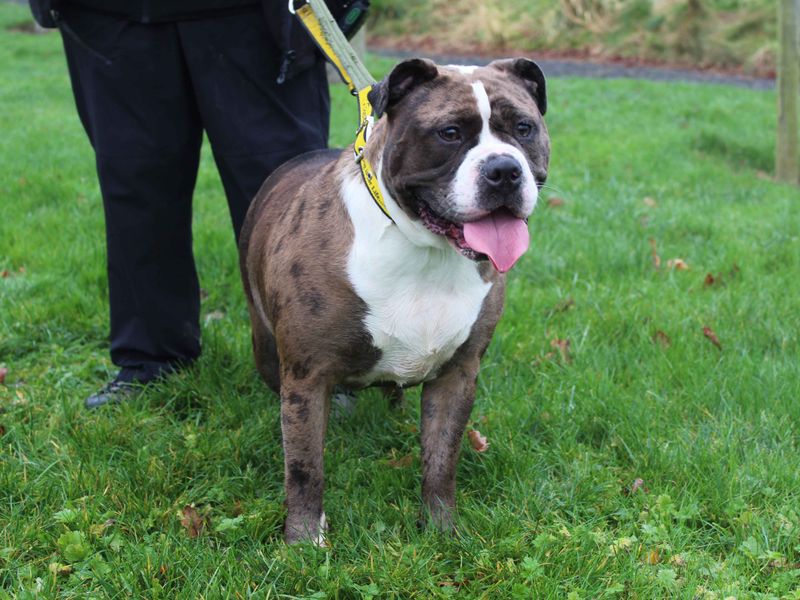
[490,58,547,116]
[368,58,439,119]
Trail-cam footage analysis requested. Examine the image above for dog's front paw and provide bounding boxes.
[419,500,456,533]
[285,511,328,546]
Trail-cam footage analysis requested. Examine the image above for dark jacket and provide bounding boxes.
[29,0,367,82]
[29,0,262,26]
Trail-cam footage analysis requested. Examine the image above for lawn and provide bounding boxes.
[1,3,799,598]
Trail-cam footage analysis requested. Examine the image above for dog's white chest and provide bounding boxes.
[342,175,492,386]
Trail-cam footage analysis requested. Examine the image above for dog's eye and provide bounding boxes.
[438,126,461,143]
[516,122,534,138]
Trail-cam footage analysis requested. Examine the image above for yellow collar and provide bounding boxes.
[293,2,392,222]
[354,86,393,222]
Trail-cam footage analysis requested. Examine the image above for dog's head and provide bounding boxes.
[368,58,550,272]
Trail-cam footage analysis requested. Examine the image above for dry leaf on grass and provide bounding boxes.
[180,505,205,538]
[468,429,489,453]
[547,197,565,208]
[0,367,7,385]
[547,297,575,315]
[532,351,556,367]
[550,338,572,364]
[703,326,722,350]
[704,273,716,287]
[0,270,9,278]
[670,554,687,567]
[388,454,414,468]
[204,310,225,325]
[643,197,658,208]
[623,478,649,496]
[644,549,660,565]
[48,563,73,577]
[666,258,689,271]
[652,331,671,348]
[649,238,661,269]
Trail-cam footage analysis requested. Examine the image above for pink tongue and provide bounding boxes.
[463,210,530,273]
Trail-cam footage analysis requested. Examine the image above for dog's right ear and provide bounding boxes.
[368,58,438,119]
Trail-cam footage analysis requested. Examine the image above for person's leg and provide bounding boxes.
[59,6,204,395]
[176,9,330,239]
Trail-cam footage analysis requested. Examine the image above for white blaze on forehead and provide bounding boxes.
[471,81,492,138]
[447,80,539,219]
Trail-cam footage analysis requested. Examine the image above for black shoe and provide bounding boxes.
[84,376,143,409]
[85,363,186,409]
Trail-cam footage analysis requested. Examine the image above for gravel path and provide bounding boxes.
[370,47,775,91]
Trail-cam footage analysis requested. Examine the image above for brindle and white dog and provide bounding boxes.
[239,58,550,543]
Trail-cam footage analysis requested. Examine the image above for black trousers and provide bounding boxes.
[60,5,330,377]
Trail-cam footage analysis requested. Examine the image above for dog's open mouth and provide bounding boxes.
[417,202,531,273]
[417,202,480,261]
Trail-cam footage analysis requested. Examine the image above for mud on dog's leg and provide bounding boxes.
[280,372,331,544]
[419,356,480,530]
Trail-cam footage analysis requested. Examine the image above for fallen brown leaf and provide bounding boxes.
[670,554,687,567]
[388,454,414,468]
[623,478,649,496]
[550,338,572,364]
[48,563,72,577]
[532,351,556,367]
[704,273,716,287]
[703,326,722,350]
[666,258,689,271]
[549,297,575,315]
[547,197,565,208]
[0,270,8,278]
[0,367,6,384]
[648,239,661,269]
[180,505,205,538]
[0,425,6,436]
[468,429,489,453]
[652,330,671,348]
[204,310,225,324]
[643,196,658,208]
[644,549,660,565]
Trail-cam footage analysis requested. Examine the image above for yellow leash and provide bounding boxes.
[293,1,393,222]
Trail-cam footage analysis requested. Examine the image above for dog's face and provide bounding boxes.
[369,58,550,272]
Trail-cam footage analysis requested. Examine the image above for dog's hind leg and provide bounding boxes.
[381,383,405,409]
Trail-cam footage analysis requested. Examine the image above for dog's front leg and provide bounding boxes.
[419,356,480,531]
[280,373,330,544]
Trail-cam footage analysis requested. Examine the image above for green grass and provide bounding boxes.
[2,3,800,598]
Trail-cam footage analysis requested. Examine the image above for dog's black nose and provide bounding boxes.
[481,154,522,191]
